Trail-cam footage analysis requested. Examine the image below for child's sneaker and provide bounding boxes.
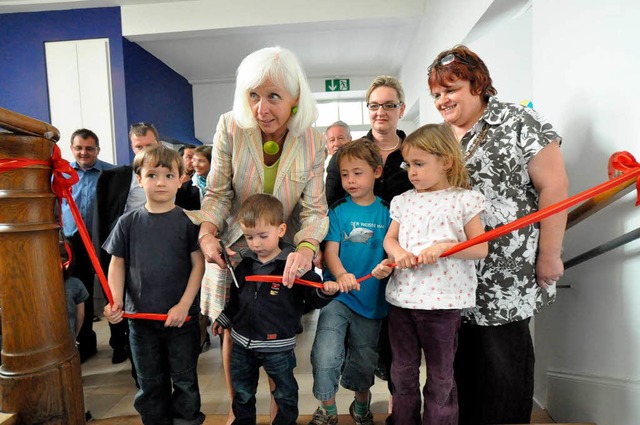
[308,406,338,425]
[349,400,374,425]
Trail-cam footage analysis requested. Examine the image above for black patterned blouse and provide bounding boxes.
[461,96,563,326]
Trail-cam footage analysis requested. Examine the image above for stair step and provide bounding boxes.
[0,413,17,425]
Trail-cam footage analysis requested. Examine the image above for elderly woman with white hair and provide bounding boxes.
[185,46,328,424]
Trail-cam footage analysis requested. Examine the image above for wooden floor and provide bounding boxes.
[92,409,587,425]
[92,413,374,425]
[81,310,595,425]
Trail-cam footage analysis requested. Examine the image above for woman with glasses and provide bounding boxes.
[428,45,569,424]
[325,75,413,206]
[185,46,328,425]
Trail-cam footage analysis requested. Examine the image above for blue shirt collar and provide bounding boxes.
[70,159,110,172]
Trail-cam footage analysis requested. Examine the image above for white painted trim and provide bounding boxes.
[547,370,640,424]
[548,370,640,390]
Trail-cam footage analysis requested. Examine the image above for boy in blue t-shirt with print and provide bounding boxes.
[309,139,394,425]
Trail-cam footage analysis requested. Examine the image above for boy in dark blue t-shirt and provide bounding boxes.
[103,145,205,425]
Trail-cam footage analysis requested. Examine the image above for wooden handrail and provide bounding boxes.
[563,164,638,271]
[566,180,635,229]
[0,107,60,141]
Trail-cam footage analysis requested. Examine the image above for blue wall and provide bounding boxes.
[123,38,200,160]
[0,7,200,165]
[0,7,129,164]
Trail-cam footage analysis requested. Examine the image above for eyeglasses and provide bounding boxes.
[366,103,403,111]
[428,53,469,74]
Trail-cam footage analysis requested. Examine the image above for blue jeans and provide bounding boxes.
[129,319,205,425]
[311,301,382,400]
[231,343,298,425]
[388,305,461,425]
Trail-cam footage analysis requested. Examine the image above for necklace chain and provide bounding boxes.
[463,123,489,161]
[379,135,401,152]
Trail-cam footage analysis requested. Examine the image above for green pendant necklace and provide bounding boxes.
[263,130,288,156]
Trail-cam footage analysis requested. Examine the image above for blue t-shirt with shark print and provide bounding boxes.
[324,196,391,319]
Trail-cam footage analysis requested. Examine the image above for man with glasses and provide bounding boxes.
[61,128,115,362]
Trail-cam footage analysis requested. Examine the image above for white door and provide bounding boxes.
[45,38,116,165]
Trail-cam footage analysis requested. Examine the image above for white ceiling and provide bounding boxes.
[0,0,423,85]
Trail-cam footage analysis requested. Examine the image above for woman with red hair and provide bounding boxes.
[426,45,569,424]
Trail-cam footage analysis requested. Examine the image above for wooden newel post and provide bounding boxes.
[0,107,85,424]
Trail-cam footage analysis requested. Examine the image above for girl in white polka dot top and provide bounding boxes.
[382,123,488,424]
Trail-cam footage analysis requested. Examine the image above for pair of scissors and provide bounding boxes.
[219,240,239,288]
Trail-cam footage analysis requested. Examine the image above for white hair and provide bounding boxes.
[232,46,318,136]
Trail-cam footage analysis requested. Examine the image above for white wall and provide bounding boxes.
[400,0,493,126]
[463,5,532,106]
[400,1,640,424]
[193,81,235,144]
[533,1,640,424]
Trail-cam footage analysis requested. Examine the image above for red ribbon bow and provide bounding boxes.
[608,151,640,206]
[440,151,640,258]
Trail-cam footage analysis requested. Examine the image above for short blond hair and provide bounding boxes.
[366,75,405,104]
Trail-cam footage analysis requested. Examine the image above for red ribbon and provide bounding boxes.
[0,145,184,322]
[3,150,639,298]
[244,275,324,288]
[245,151,640,285]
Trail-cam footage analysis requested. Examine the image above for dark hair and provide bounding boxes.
[133,144,183,176]
[178,144,196,155]
[428,45,497,101]
[238,193,285,228]
[70,128,99,147]
[335,138,383,171]
[129,122,160,141]
[193,145,212,163]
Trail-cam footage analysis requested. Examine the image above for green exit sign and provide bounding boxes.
[325,78,350,92]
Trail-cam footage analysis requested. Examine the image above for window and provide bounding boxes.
[315,102,339,127]
[315,99,369,134]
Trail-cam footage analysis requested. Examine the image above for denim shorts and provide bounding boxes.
[310,301,382,400]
